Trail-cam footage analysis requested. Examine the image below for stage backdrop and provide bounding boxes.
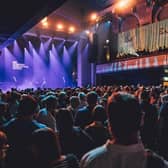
[0,36,78,90]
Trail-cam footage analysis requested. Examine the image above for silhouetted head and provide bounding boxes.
[17,95,39,117]
[42,95,58,110]
[58,92,67,108]
[108,92,142,141]
[87,91,98,107]
[70,96,80,109]
[140,90,150,103]
[78,92,86,102]
[92,105,107,123]
[56,108,73,132]
[31,128,61,165]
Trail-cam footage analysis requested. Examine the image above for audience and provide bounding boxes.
[37,95,58,132]
[7,91,20,119]
[75,91,98,128]
[56,108,94,159]
[2,95,46,168]
[84,105,110,148]
[78,92,87,109]
[67,96,80,119]
[58,91,67,108]
[139,90,158,150]
[0,103,8,127]
[31,128,79,168]
[80,92,168,168]
[0,131,8,168]
[158,94,168,160]
[0,85,168,168]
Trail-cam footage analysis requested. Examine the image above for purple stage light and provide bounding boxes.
[13,40,22,60]
[0,36,77,90]
[44,38,52,51]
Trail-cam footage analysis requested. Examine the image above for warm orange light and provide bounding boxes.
[41,17,49,28]
[57,24,64,30]
[42,21,48,28]
[117,0,128,8]
[90,13,98,21]
[85,30,90,35]
[41,17,47,23]
[115,0,135,13]
[69,26,75,33]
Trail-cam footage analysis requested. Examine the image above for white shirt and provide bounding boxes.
[80,140,168,168]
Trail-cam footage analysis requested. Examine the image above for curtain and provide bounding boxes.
[118,19,168,57]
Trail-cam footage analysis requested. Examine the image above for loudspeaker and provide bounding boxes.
[88,33,98,63]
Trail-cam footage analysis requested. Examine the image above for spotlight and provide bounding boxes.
[106,39,110,44]
[90,13,98,21]
[117,0,127,8]
[41,17,47,23]
[115,0,135,12]
[69,26,75,33]
[42,21,48,28]
[107,21,111,24]
[57,23,64,30]
[85,30,90,35]
[41,17,48,28]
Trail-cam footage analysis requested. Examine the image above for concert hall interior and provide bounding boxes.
[1,1,168,168]
[0,0,168,89]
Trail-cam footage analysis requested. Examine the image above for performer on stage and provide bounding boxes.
[72,71,77,87]
[12,76,18,89]
[41,77,47,88]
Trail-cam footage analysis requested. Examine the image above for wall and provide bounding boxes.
[80,0,168,86]
[77,38,91,87]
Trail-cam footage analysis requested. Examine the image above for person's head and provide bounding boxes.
[58,91,67,107]
[161,94,168,104]
[0,131,8,160]
[17,95,39,118]
[87,91,98,107]
[107,92,142,142]
[123,85,131,93]
[78,92,86,103]
[56,108,73,132]
[70,96,80,109]
[139,90,150,103]
[0,102,8,116]
[10,91,21,102]
[92,105,107,123]
[42,95,58,110]
[31,128,61,165]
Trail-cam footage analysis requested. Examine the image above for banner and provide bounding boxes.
[96,54,168,74]
[118,19,168,57]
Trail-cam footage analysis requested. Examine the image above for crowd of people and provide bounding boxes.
[0,85,168,167]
